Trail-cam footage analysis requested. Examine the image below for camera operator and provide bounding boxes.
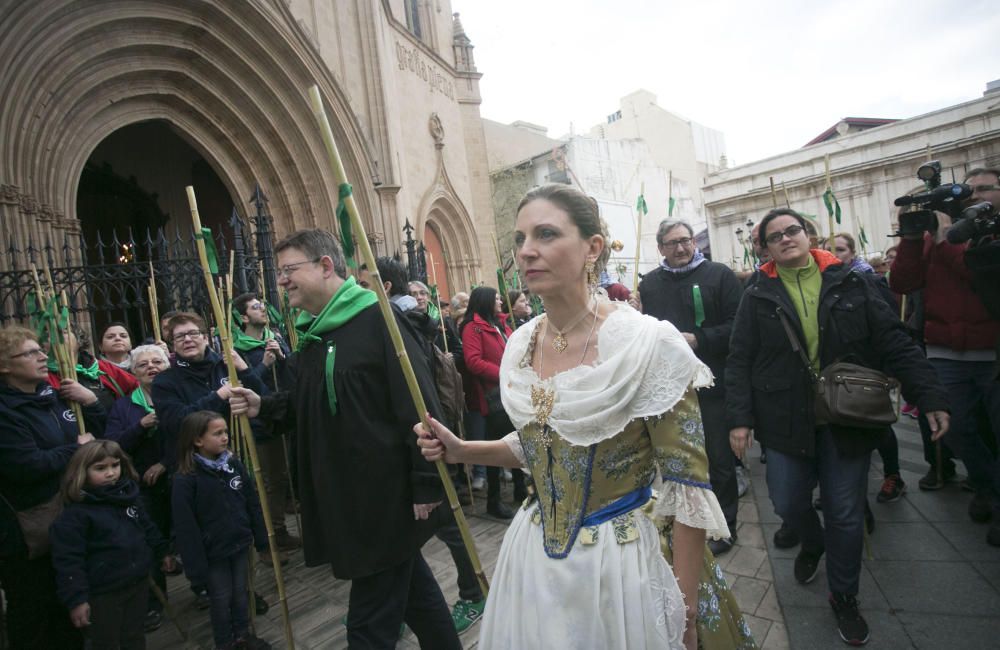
[890,167,1000,548]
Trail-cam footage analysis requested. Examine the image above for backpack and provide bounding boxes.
[432,345,466,432]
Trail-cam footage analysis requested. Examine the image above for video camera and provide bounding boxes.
[893,160,972,236]
[947,201,1000,244]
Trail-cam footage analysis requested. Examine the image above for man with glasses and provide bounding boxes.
[890,168,1000,548]
[249,229,460,649]
[629,219,743,556]
[231,293,300,556]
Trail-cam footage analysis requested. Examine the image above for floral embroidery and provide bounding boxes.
[597,439,643,481]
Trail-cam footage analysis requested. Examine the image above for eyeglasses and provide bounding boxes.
[248,303,267,311]
[661,237,693,249]
[764,224,805,245]
[277,258,320,279]
[173,330,205,341]
[9,347,46,360]
[971,184,999,193]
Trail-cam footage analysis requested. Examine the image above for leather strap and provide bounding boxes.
[775,307,819,383]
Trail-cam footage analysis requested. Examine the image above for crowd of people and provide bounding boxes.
[0,170,996,649]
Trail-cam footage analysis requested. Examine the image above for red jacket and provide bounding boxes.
[461,313,512,416]
[47,358,138,397]
[889,235,999,351]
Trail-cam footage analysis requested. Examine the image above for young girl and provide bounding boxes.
[171,411,270,650]
[49,440,172,650]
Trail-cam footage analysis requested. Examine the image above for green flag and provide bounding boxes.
[195,228,219,274]
[636,194,648,216]
[428,283,441,321]
[822,188,842,225]
[668,196,676,217]
[858,226,869,250]
[336,183,356,268]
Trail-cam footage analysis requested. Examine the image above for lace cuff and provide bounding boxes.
[651,480,731,540]
[501,431,526,468]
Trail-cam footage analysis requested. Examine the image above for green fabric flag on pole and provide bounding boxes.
[822,188,842,225]
[336,183,356,268]
[636,194,648,216]
[195,228,219,274]
[858,226,870,250]
[668,196,676,217]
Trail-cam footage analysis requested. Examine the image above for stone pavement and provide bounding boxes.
[750,415,1000,649]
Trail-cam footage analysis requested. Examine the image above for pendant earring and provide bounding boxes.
[585,259,598,295]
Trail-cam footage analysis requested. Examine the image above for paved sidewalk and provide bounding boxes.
[750,416,1000,649]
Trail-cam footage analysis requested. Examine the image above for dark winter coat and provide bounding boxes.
[0,381,105,560]
[889,235,999,351]
[49,478,167,608]
[258,304,445,579]
[171,457,266,586]
[236,332,293,441]
[639,260,743,395]
[151,350,267,470]
[726,250,950,459]
[104,396,166,475]
[461,313,511,416]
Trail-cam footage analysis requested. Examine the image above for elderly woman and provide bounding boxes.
[726,209,950,646]
[104,344,172,630]
[47,325,137,413]
[418,184,754,649]
[0,325,102,649]
[98,322,133,370]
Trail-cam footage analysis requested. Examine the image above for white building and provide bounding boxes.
[703,87,1000,271]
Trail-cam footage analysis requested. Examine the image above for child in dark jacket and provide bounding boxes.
[171,411,270,650]
[49,440,172,650]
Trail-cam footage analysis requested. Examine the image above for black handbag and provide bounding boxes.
[777,307,898,429]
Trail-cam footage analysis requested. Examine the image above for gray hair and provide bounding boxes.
[274,229,347,279]
[450,292,469,310]
[130,344,169,365]
[656,219,694,245]
[408,280,430,294]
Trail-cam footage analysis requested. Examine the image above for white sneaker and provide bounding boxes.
[471,476,486,491]
[736,467,750,498]
[502,469,512,482]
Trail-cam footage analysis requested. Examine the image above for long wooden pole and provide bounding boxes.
[427,251,449,352]
[31,265,85,435]
[769,177,779,208]
[186,186,296,650]
[632,182,644,290]
[148,262,161,342]
[308,85,489,597]
[824,155,835,238]
[491,233,517,330]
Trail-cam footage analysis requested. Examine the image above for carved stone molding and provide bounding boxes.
[1,184,19,204]
[429,112,444,149]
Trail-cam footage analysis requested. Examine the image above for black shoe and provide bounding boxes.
[876,474,906,503]
[988,523,1000,548]
[829,593,870,646]
[794,549,823,584]
[969,493,993,523]
[254,592,270,615]
[237,634,272,650]
[918,464,955,491]
[864,502,875,535]
[143,609,162,633]
[773,523,800,549]
[487,501,514,519]
[708,536,735,557]
[760,449,767,464]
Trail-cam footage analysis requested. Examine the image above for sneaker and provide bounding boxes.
[829,593,869,645]
[876,475,906,503]
[260,550,289,567]
[471,476,486,491]
[254,592,269,615]
[901,403,919,420]
[736,467,750,498]
[969,493,993,523]
[143,609,162,633]
[794,549,823,584]
[502,469,512,482]
[275,531,302,551]
[773,523,800,549]
[487,501,515,519]
[451,599,485,633]
[918,464,956,491]
[708,536,736,557]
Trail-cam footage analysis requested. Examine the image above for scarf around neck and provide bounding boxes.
[294,276,378,416]
[195,450,234,473]
[130,387,154,414]
[660,249,706,274]
[232,326,274,352]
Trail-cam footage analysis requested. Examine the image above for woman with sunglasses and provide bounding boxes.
[726,208,950,646]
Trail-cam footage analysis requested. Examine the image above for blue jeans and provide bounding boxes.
[929,358,1000,516]
[464,410,486,480]
[766,427,870,595]
[206,548,250,648]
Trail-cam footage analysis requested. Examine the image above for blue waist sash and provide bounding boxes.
[580,485,652,527]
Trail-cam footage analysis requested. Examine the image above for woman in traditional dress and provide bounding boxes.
[416,184,755,649]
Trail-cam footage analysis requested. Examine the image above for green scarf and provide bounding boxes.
[777,256,822,373]
[48,357,104,382]
[232,326,274,352]
[294,276,378,416]
[130,387,154,414]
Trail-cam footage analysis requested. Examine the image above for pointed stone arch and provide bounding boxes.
[0,0,383,266]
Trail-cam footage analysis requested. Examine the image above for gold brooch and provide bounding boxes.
[530,383,555,429]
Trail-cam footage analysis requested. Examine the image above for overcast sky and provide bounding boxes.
[455,0,1000,166]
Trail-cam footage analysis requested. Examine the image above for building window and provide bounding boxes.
[607,110,622,124]
[405,0,422,40]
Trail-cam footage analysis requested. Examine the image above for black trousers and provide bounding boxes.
[88,578,148,650]
[0,555,82,649]
[434,510,484,602]
[698,390,738,531]
[346,552,461,650]
[139,479,170,612]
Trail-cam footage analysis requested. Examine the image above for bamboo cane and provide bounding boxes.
[308,85,489,597]
[186,186,296,649]
[148,262,161,342]
[769,177,779,209]
[782,181,792,209]
[427,252,449,352]
[632,182,644,290]
[146,576,187,642]
[490,233,518,331]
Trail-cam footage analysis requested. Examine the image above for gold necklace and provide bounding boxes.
[547,301,594,353]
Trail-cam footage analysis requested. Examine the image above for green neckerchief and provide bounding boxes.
[294,276,378,416]
[692,284,705,328]
[232,326,274,352]
[75,359,104,382]
[777,256,822,373]
[130,387,154,414]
